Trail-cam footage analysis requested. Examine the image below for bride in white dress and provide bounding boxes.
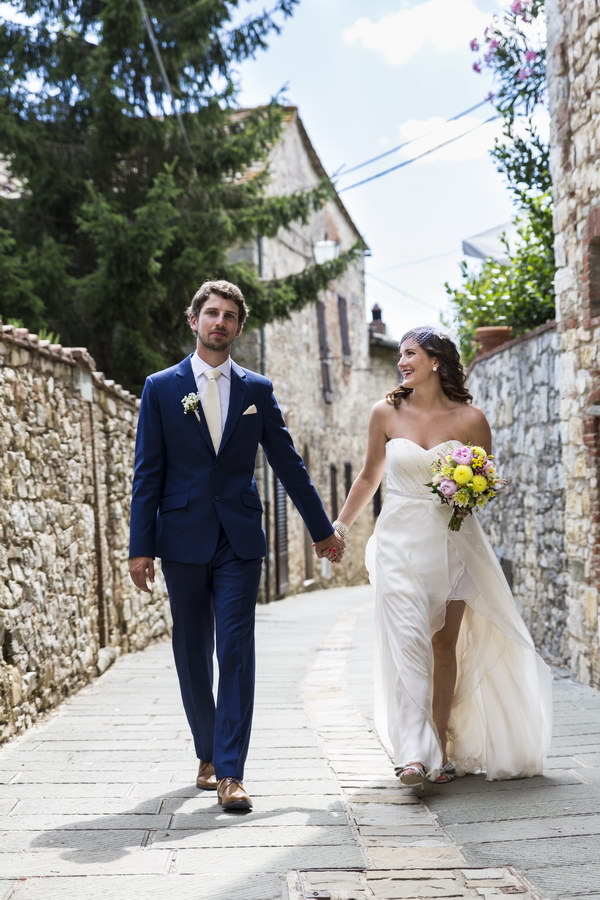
[333,327,552,787]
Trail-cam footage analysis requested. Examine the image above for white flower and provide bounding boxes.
[182,392,201,422]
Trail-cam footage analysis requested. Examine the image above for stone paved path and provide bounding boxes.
[0,585,598,899]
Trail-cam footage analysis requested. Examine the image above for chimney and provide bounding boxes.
[369,303,386,336]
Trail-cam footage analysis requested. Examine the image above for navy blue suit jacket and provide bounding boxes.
[129,354,333,564]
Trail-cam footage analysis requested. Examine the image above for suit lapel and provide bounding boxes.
[174,354,215,455]
[219,360,248,455]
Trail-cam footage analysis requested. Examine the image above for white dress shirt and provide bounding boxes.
[191,352,232,436]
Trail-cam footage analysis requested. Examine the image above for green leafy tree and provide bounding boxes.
[0,1,358,392]
[445,0,554,360]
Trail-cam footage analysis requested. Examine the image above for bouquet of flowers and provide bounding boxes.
[426,444,505,531]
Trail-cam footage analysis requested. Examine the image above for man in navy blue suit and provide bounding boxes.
[129,280,344,811]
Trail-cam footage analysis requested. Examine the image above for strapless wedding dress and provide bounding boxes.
[365,438,552,781]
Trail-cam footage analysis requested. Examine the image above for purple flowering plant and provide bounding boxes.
[469,0,546,116]
[445,0,553,364]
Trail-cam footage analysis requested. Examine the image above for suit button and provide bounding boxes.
[214,463,219,469]
[214,494,220,501]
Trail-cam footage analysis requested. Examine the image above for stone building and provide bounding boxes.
[545,0,600,685]
[232,108,399,601]
[468,0,600,687]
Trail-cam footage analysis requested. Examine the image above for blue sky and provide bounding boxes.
[236,0,518,340]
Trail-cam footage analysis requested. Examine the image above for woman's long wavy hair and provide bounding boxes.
[386,326,472,408]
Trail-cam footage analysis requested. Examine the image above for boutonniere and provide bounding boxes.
[181,392,202,423]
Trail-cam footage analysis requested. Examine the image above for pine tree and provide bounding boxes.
[0,1,357,392]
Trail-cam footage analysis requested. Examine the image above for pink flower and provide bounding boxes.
[472,61,482,73]
[489,38,500,49]
[517,67,530,80]
[484,49,495,64]
[470,38,479,52]
[486,90,495,102]
[482,461,494,476]
[511,0,523,12]
[525,49,539,63]
[439,478,459,499]
[451,445,474,465]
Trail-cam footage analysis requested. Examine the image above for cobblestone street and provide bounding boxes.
[1,585,599,900]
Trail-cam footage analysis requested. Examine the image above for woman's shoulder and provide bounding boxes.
[371,397,397,417]
[453,403,492,448]
[457,403,489,427]
[370,398,399,435]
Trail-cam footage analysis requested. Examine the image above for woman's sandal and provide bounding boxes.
[433,762,456,783]
[396,762,427,788]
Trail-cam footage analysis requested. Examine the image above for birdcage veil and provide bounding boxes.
[387,323,472,408]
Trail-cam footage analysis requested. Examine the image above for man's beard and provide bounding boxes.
[199,333,234,352]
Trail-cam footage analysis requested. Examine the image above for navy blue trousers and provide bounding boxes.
[161,531,262,781]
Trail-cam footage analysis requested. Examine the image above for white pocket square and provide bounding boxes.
[242,404,257,416]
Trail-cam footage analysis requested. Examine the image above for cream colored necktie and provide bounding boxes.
[204,369,222,453]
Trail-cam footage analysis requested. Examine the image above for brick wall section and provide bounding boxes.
[546,0,600,684]
[0,325,170,742]
[467,323,568,663]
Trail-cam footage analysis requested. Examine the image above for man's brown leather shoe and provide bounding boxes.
[217,777,253,811]
[196,760,217,790]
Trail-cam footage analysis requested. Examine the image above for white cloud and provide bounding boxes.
[396,114,504,165]
[343,0,490,66]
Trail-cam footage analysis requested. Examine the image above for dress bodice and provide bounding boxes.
[385,438,461,495]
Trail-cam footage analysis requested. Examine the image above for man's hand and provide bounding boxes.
[129,556,155,592]
[313,531,345,563]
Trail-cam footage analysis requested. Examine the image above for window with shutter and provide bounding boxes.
[273,475,289,596]
[316,299,333,403]
[589,236,600,318]
[344,462,353,498]
[330,464,338,520]
[373,484,382,518]
[338,295,351,364]
[303,445,315,583]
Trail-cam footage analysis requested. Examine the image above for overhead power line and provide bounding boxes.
[337,97,493,179]
[371,248,461,274]
[136,0,194,159]
[366,272,443,312]
[338,115,500,193]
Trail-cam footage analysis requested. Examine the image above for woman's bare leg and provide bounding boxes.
[432,600,466,763]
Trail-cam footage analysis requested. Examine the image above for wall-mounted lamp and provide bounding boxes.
[312,239,340,265]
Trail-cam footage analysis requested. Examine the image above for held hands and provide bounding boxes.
[129,556,155,593]
[313,530,345,563]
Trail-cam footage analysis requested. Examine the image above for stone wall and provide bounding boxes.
[467,323,567,663]
[0,325,170,742]
[546,0,600,684]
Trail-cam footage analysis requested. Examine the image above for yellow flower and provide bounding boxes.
[454,489,470,507]
[471,475,488,493]
[441,465,453,477]
[472,445,486,457]
[453,465,473,485]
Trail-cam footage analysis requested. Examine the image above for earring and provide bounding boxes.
[432,366,438,372]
